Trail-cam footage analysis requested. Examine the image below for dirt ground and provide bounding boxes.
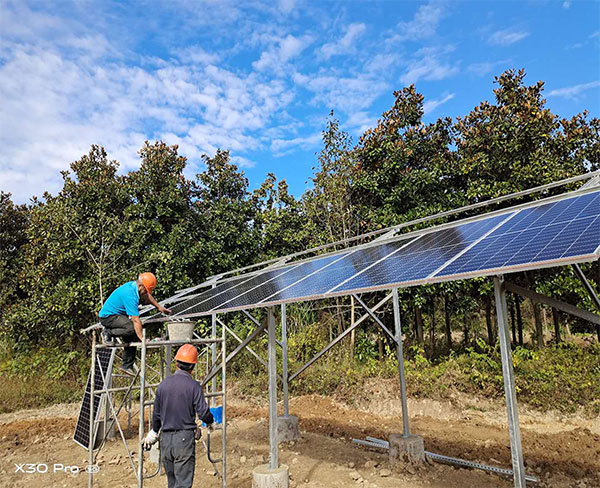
[0,388,599,488]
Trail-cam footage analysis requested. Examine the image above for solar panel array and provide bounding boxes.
[73,348,115,449]
[151,189,600,319]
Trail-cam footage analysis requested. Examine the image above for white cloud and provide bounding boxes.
[0,11,296,202]
[278,0,296,14]
[319,23,366,59]
[253,34,313,72]
[400,46,459,85]
[488,29,529,46]
[466,59,510,77]
[270,133,322,155]
[293,71,388,112]
[345,111,377,135]
[423,93,455,114]
[174,45,220,65]
[563,1,571,9]
[546,81,600,100]
[389,1,445,43]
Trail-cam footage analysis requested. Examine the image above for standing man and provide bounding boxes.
[99,272,171,375]
[144,344,215,488]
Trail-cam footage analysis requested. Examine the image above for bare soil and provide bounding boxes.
[0,391,599,488]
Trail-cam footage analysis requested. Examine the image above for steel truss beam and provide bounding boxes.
[572,264,600,341]
[505,281,600,325]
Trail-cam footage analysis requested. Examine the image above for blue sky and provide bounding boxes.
[1,0,599,203]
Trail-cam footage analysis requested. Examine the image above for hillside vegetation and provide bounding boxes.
[1,69,599,415]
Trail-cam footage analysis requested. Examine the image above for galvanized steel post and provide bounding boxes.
[88,333,96,488]
[137,328,147,488]
[267,308,278,469]
[392,288,410,437]
[221,315,227,486]
[494,276,526,488]
[281,304,289,416]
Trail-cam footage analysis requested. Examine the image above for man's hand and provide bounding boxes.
[143,430,159,450]
[158,306,172,315]
[206,422,216,433]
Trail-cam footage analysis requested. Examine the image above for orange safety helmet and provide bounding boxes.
[175,344,198,364]
[138,272,157,293]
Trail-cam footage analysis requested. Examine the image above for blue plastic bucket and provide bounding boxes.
[203,406,222,426]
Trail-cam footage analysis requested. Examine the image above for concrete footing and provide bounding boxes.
[252,464,289,488]
[277,415,299,442]
[388,434,425,464]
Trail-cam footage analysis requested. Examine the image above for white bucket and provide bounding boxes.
[167,321,195,341]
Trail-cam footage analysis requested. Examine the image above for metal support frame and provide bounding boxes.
[267,308,279,469]
[494,276,526,488]
[282,304,289,416]
[505,281,600,325]
[289,292,393,381]
[392,289,410,437]
[572,264,600,341]
[83,331,227,488]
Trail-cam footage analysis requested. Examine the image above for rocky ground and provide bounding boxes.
[0,389,599,488]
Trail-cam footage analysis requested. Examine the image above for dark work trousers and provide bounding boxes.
[160,429,196,488]
[99,315,138,369]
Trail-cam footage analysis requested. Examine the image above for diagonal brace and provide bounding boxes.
[203,319,267,386]
[352,294,397,343]
[289,292,393,381]
[243,310,283,348]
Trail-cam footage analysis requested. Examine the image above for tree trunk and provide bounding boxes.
[531,301,544,348]
[485,295,495,346]
[516,296,524,346]
[444,295,452,350]
[415,305,424,345]
[510,298,516,345]
[552,308,561,344]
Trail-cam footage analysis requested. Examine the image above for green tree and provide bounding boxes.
[0,193,29,324]
[254,173,309,260]
[303,111,359,248]
[191,150,259,277]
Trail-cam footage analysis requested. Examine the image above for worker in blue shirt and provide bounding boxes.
[98,272,171,375]
[144,344,215,488]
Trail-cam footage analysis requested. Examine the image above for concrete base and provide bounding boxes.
[388,434,425,464]
[277,415,299,442]
[252,464,289,488]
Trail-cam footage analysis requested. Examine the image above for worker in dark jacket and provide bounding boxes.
[144,344,214,488]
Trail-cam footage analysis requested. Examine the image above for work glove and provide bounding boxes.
[143,430,159,450]
[206,422,216,433]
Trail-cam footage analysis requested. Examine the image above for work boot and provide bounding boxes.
[101,329,115,345]
[120,365,136,377]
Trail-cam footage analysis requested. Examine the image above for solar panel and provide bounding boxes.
[435,190,600,279]
[209,252,350,313]
[157,188,600,318]
[259,238,416,304]
[330,213,512,294]
[166,275,256,316]
[73,347,115,449]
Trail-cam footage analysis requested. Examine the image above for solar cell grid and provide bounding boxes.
[436,190,600,277]
[167,275,255,316]
[332,213,511,293]
[213,252,349,312]
[260,238,415,304]
[73,348,115,449]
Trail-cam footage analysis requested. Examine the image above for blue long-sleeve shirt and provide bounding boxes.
[152,369,214,432]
